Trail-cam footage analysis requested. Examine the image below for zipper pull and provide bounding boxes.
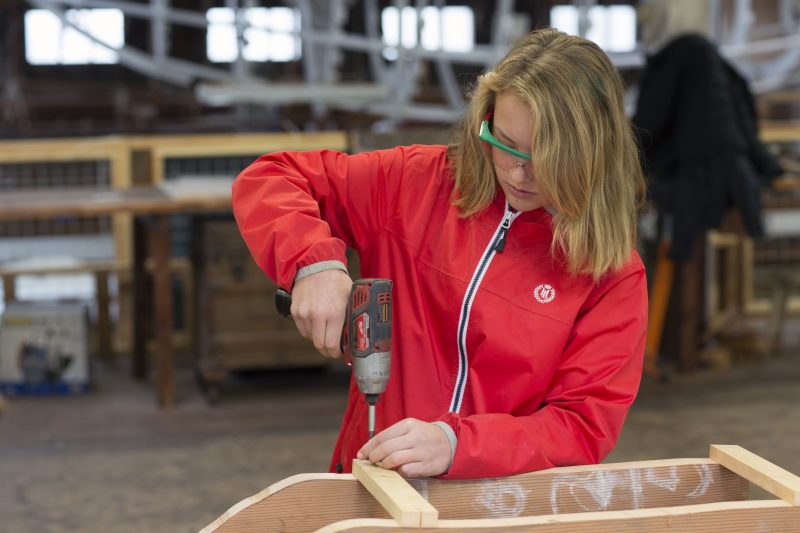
[493,216,512,253]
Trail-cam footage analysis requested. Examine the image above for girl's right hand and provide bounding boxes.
[289,269,353,358]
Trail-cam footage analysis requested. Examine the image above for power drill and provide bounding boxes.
[276,278,392,439]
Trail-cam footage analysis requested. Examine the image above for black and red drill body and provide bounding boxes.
[277,278,392,438]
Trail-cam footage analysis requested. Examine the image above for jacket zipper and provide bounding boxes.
[449,203,519,413]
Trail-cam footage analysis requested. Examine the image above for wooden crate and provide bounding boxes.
[193,218,326,394]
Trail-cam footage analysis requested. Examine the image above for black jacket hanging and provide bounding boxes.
[634,34,782,261]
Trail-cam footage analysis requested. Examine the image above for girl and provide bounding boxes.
[233,28,647,479]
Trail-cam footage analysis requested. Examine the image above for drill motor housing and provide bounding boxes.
[342,278,392,398]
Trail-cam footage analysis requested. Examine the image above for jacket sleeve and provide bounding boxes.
[231,148,406,289]
[436,265,648,479]
[633,61,679,170]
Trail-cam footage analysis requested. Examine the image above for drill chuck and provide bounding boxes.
[353,350,391,396]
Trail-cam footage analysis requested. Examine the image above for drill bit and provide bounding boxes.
[366,393,378,438]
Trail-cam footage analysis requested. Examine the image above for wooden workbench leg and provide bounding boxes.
[132,217,149,380]
[644,240,673,380]
[151,214,174,408]
[3,273,16,304]
[95,270,112,362]
[679,236,705,372]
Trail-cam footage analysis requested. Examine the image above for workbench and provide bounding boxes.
[0,131,349,407]
[0,179,231,407]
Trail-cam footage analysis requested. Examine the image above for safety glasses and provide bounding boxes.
[478,111,532,161]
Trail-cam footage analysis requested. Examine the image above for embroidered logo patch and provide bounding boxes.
[533,284,555,303]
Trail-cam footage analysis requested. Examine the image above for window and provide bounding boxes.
[381,6,475,60]
[206,7,301,63]
[24,8,124,65]
[550,4,636,53]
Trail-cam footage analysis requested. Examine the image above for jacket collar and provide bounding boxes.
[489,188,553,226]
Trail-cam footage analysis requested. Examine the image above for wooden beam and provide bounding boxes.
[317,500,797,532]
[710,444,800,505]
[352,460,438,528]
[760,121,800,142]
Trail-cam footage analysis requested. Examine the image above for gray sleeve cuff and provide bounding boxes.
[432,421,457,471]
[293,260,348,286]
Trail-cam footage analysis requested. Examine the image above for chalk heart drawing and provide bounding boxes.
[475,480,531,518]
[549,464,715,514]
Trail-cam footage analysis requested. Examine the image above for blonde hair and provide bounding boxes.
[448,28,644,280]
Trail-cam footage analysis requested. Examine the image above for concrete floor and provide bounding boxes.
[1,323,799,533]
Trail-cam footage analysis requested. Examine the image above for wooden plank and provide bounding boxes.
[352,460,438,528]
[201,458,750,533]
[760,121,800,142]
[0,187,231,221]
[710,444,800,505]
[0,136,128,162]
[0,132,348,163]
[0,260,124,277]
[317,500,797,532]
[145,131,348,157]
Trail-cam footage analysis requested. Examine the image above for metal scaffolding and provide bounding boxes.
[22,0,800,126]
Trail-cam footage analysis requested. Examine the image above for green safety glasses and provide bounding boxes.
[479,112,532,161]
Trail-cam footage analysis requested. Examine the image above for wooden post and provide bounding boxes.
[132,217,149,380]
[95,270,112,362]
[151,214,174,407]
[679,236,705,372]
[110,143,133,268]
[352,460,438,528]
[644,240,673,379]
[3,274,16,304]
[711,444,800,506]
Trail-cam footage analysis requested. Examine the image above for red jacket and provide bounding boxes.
[232,144,647,479]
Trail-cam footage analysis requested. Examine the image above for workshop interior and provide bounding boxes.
[1,2,799,532]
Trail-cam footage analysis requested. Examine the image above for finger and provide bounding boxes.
[323,317,343,358]
[358,419,416,459]
[396,461,428,478]
[311,316,329,357]
[358,433,384,459]
[376,448,418,471]
[367,434,417,465]
[377,418,418,442]
[357,437,375,459]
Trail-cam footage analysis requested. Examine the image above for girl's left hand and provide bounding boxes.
[356,418,452,477]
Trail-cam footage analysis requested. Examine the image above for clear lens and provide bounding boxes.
[490,146,532,177]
